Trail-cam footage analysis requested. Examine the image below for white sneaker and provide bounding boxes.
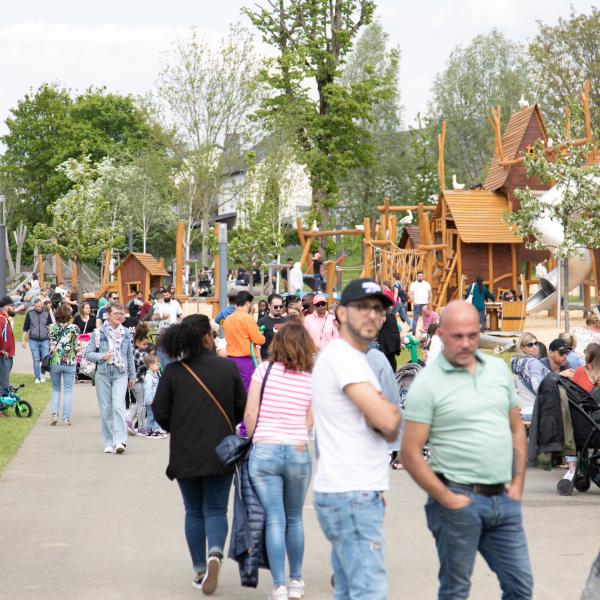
[34,378,40,384]
[269,585,288,600]
[40,375,46,383]
[288,579,305,599]
[103,446,115,454]
[115,443,126,454]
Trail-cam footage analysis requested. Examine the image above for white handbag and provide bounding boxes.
[465,284,474,304]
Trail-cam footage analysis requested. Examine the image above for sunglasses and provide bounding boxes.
[522,342,537,348]
[315,302,326,307]
[271,305,283,309]
[557,349,569,356]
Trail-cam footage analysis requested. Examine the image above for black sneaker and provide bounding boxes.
[192,571,206,589]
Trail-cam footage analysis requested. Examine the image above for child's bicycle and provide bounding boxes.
[0,384,33,418]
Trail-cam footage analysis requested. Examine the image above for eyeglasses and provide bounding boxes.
[271,305,283,309]
[522,342,537,348]
[347,302,385,315]
[315,302,326,307]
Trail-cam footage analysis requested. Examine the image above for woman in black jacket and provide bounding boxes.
[153,314,246,595]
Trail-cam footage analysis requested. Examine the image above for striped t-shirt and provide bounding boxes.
[252,361,312,444]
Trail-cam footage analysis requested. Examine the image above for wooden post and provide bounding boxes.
[55,254,62,286]
[102,249,111,287]
[175,221,184,298]
[71,260,78,291]
[325,260,336,307]
[383,197,391,240]
[362,217,372,278]
[390,216,398,245]
[511,244,518,293]
[487,244,494,295]
[116,267,123,304]
[300,241,312,270]
[38,255,45,289]
[456,237,463,302]
[296,217,306,249]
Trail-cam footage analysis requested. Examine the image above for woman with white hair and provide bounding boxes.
[289,262,304,295]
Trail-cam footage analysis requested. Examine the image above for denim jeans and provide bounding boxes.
[145,404,158,432]
[411,303,425,334]
[394,302,410,324]
[0,357,13,393]
[29,339,49,380]
[314,490,388,600]
[177,474,233,573]
[478,308,486,332]
[95,365,129,448]
[49,363,76,419]
[249,443,312,587]
[425,488,533,599]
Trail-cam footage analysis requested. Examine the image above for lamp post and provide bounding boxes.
[0,195,6,297]
[218,223,228,312]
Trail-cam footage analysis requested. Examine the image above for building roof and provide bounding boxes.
[117,253,169,277]
[442,189,522,244]
[399,226,421,247]
[484,104,548,191]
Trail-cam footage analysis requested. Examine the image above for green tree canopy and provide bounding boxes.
[1,85,158,227]
[529,7,600,133]
[428,29,534,185]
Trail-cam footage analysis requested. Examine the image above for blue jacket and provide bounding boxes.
[466,283,495,311]
[85,325,135,379]
[215,306,236,325]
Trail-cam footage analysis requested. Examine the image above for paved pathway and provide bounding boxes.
[1,346,599,599]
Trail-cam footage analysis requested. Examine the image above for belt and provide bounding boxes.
[436,473,505,497]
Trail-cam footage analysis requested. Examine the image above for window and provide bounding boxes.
[127,281,142,296]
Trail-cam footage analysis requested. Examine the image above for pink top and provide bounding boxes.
[303,312,339,351]
[252,361,312,444]
[422,310,440,331]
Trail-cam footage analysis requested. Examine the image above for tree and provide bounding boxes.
[428,30,534,185]
[529,7,600,133]
[245,0,394,234]
[157,26,262,268]
[29,156,125,299]
[1,85,158,228]
[506,141,600,331]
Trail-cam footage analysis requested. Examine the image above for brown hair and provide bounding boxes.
[585,310,600,327]
[268,321,316,373]
[54,302,72,323]
[584,343,600,384]
[107,302,124,314]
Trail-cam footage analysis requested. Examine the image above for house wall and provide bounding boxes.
[461,243,514,294]
[119,259,146,303]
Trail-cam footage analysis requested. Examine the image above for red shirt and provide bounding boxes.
[572,366,596,393]
[0,313,15,357]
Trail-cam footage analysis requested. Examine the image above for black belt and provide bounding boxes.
[436,473,505,497]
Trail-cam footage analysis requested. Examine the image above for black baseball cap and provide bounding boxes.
[0,295,14,308]
[549,339,567,352]
[340,278,393,308]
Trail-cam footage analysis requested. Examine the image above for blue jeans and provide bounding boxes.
[478,308,486,332]
[145,404,158,432]
[249,443,312,587]
[29,339,49,380]
[177,474,233,573]
[0,357,13,393]
[394,302,409,324]
[411,303,425,334]
[95,365,129,448]
[314,491,388,600]
[425,488,533,599]
[49,363,76,419]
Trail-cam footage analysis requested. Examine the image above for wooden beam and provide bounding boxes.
[175,220,184,298]
[376,205,437,212]
[303,228,363,238]
[38,255,45,289]
[511,244,518,293]
[296,217,306,248]
[71,260,78,291]
[102,249,111,287]
[583,79,593,144]
[55,254,62,286]
[565,105,571,142]
[362,217,372,278]
[456,237,462,303]
[499,137,589,167]
[300,240,312,270]
[325,260,336,307]
[390,216,398,246]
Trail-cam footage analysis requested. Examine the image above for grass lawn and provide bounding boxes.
[0,373,50,475]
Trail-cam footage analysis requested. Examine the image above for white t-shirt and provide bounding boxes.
[164,299,182,324]
[425,335,443,365]
[312,338,389,493]
[409,280,431,305]
[153,301,171,330]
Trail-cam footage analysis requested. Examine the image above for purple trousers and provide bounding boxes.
[228,356,256,391]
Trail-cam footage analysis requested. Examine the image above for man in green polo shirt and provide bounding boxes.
[401,301,532,600]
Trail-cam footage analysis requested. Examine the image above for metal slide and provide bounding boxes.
[526,184,592,313]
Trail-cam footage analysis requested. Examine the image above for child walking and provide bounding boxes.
[127,324,150,435]
[141,354,166,439]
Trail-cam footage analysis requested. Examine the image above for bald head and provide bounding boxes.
[438,301,480,370]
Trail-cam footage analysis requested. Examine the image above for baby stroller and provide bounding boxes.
[75,333,95,384]
[556,379,600,496]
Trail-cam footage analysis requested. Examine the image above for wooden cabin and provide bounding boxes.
[114,253,170,304]
[398,226,421,250]
[431,189,522,309]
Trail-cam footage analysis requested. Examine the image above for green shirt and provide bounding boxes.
[98,297,108,309]
[404,351,518,485]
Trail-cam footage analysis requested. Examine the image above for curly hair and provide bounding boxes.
[134,321,150,343]
[54,302,73,324]
[158,314,212,360]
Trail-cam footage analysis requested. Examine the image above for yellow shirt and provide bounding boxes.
[223,308,266,357]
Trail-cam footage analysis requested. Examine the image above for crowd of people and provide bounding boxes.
[7,267,600,599]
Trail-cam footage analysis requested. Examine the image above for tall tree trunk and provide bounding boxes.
[76,257,83,304]
[564,259,570,333]
[201,210,210,267]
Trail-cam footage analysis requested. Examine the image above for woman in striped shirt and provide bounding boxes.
[245,321,316,600]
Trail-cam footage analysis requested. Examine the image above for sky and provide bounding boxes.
[0,0,597,132]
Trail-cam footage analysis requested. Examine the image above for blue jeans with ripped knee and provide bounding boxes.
[314,490,388,600]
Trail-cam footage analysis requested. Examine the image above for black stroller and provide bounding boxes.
[556,379,600,496]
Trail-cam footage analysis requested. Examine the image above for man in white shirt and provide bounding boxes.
[162,289,183,325]
[312,278,401,600]
[409,271,432,335]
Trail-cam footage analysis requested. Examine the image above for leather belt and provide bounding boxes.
[436,473,505,497]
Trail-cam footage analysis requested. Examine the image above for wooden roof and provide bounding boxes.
[116,253,169,277]
[399,226,421,247]
[484,104,548,191]
[443,189,522,244]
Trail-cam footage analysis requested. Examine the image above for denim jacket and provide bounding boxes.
[84,326,135,379]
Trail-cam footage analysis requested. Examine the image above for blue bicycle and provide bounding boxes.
[0,384,33,418]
